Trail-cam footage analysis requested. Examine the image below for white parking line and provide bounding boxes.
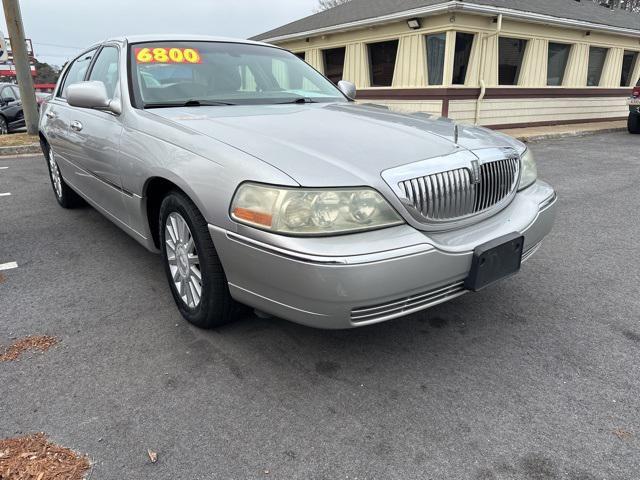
[0,262,18,271]
[0,166,8,170]
[0,192,11,196]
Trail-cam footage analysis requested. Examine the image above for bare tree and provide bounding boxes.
[593,0,640,12]
[316,0,352,12]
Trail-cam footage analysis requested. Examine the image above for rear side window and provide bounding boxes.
[58,50,96,99]
[89,46,120,99]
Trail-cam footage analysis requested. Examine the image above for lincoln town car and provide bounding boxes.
[38,35,557,329]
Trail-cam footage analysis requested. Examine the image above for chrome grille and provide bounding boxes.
[398,156,520,222]
[351,281,467,324]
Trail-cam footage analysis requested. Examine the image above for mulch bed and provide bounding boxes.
[0,337,59,362]
[0,433,90,479]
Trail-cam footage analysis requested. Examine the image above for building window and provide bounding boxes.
[587,47,608,87]
[547,42,572,86]
[323,47,346,85]
[368,40,399,87]
[621,50,639,87]
[293,52,306,61]
[426,33,446,85]
[498,37,527,86]
[452,33,475,85]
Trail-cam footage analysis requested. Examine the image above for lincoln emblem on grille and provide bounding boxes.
[470,160,481,185]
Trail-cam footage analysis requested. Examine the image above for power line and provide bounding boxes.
[32,42,81,50]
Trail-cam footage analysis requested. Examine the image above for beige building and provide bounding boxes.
[253,0,640,128]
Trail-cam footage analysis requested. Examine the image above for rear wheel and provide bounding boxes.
[628,113,640,134]
[45,145,84,208]
[159,191,237,328]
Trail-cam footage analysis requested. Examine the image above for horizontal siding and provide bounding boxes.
[449,97,629,125]
[357,100,443,115]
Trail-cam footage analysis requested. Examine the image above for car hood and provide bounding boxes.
[148,102,524,187]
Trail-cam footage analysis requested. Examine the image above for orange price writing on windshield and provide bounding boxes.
[135,47,202,64]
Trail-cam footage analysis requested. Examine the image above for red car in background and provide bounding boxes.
[629,80,640,134]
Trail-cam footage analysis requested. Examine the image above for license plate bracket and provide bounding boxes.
[464,233,525,292]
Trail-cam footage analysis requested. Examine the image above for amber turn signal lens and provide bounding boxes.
[232,207,273,227]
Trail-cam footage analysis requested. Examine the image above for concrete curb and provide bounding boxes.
[509,127,627,143]
[0,144,41,157]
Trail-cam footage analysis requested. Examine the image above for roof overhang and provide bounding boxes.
[258,1,640,43]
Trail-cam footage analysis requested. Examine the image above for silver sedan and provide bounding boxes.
[38,35,556,329]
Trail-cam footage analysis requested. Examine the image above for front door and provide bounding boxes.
[53,45,129,227]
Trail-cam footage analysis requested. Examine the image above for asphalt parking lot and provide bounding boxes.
[1,132,639,479]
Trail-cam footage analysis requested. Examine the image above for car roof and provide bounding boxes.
[103,34,274,48]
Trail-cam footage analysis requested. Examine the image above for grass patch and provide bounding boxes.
[0,133,39,148]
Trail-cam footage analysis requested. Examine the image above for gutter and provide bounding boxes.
[475,13,502,125]
[257,1,640,43]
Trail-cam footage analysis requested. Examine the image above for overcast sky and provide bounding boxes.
[0,0,318,66]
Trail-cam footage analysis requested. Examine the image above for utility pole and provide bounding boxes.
[2,0,38,135]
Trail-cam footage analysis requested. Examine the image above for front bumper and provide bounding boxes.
[210,180,557,329]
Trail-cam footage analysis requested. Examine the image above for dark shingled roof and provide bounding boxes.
[252,0,640,41]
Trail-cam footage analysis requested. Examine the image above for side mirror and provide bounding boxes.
[3,96,15,103]
[337,80,356,100]
[67,81,121,114]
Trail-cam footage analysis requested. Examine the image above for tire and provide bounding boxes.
[43,144,84,208]
[159,191,237,328]
[628,113,640,134]
[0,116,8,135]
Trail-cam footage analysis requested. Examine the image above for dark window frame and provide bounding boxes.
[498,36,528,86]
[586,46,608,87]
[425,32,447,86]
[547,42,572,86]
[322,47,346,85]
[451,32,475,85]
[621,50,639,87]
[367,39,399,87]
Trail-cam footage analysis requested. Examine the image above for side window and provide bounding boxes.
[547,43,572,86]
[621,50,639,87]
[58,50,96,98]
[88,46,120,99]
[1,87,15,102]
[426,33,446,86]
[323,47,346,85]
[10,86,20,100]
[587,47,608,87]
[452,33,475,85]
[499,37,527,86]
[368,40,399,87]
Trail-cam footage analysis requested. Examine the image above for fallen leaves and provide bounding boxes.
[613,428,633,441]
[0,433,90,480]
[0,336,59,362]
[147,450,158,464]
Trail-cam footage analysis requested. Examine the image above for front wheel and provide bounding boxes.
[0,116,8,135]
[159,191,238,328]
[628,113,640,134]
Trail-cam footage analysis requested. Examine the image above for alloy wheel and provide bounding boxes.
[165,212,202,309]
[0,118,7,135]
[48,150,63,199]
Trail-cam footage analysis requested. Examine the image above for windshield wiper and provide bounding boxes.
[144,99,235,109]
[277,97,318,104]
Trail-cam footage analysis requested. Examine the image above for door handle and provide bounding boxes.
[45,111,56,119]
[70,120,83,132]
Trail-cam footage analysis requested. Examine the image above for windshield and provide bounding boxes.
[129,41,347,107]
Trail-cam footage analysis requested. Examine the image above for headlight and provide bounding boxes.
[231,183,404,236]
[519,148,538,191]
